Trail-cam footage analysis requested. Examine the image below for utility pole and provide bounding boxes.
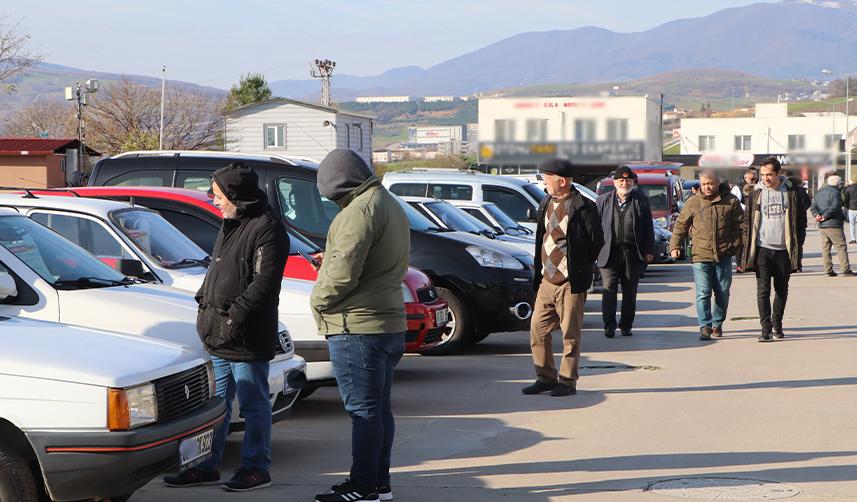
[846,74,852,182]
[310,59,336,107]
[65,79,98,184]
[159,65,166,150]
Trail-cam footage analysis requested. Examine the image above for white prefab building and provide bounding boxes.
[355,96,412,103]
[408,125,465,145]
[224,98,374,166]
[477,96,662,180]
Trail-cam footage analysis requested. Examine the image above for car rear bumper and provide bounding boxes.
[405,300,450,352]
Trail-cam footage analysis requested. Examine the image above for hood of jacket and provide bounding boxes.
[211,163,268,217]
[318,149,374,204]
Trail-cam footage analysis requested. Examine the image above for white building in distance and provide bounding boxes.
[355,96,412,103]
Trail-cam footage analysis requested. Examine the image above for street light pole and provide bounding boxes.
[846,74,852,182]
[159,65,166,150]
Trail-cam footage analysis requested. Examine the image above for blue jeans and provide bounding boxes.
[692,257,733,329]
[199,356,271,472]
[328,333,405,491]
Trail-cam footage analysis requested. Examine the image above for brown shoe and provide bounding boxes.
[711,327,722,338]
[699,327,712,341]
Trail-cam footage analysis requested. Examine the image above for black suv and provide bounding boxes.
[89,152,535,354]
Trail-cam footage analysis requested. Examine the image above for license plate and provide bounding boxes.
[179,429,213,467]
[435,308,449,326]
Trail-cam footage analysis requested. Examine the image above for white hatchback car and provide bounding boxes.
[0,208,304,426]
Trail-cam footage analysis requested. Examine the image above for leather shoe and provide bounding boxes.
[604,328,616,338]
[549,384,577,397]
[522,380,557,395]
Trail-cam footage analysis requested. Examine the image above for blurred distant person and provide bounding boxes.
[810,174,853,277]
[740,157,806,342]
[731,169,758,272]
[782,169,811,272]
[596,166,654,338]
[670,171,742,340]
[844,175,857,244]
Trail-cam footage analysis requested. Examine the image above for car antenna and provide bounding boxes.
[21,188,37,199]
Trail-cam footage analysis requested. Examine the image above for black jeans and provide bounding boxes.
[755,247,791,333]
[600,247,641,332]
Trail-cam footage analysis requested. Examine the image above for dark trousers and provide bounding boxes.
[755,247,791,333]
[328,333,405,491]
[600,248,641,332]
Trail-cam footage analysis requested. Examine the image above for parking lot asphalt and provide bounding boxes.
[135,228,857,501]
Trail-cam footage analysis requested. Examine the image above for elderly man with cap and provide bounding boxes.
[525,159,603,397]
[810,174,854,277]
[596,166,655,338]
[165,162,289,491]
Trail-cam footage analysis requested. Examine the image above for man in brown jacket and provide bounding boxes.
[669,171,743,340]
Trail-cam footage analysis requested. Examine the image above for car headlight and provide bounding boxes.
[654,217,668,229]
[108,382,158,430]
[400,282,415,303]
[466,245,524,270]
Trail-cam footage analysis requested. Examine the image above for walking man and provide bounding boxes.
[525,159,603,397]
[731,169,758,272]
[810,175,853,277]
[740,157,806,342]
[165,162,289,491]
[843,175,857,244]
[669,171,743,340]
[311,149,410,502]
[596,166,655,338]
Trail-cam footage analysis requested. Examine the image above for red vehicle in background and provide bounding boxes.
[32,186,450,353]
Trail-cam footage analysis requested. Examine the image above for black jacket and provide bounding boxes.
[843,184,857,211]
[533,188,604,294]
[196,165,290,361]
[595,189,655,267]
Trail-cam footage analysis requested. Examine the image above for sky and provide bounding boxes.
[8,0,768,89]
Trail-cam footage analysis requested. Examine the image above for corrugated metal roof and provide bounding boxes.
[223,97,375,120]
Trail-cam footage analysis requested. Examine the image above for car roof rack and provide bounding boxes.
[110,150,319,166]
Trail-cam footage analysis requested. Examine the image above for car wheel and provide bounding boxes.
[0,442,39,502]
[419,287,472,356]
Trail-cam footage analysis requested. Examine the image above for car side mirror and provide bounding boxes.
[526,207,538,221]
[118,259,146,278]
[0,273,17,300]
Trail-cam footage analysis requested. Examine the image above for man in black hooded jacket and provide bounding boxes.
[164,162,289,492]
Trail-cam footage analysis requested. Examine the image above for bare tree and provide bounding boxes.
[2,99,76,137]
[86,78,225,155]
[0,15,42,93]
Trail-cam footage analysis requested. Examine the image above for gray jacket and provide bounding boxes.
[810,185,845,229]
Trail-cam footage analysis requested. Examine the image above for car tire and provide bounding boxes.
[420,287,472,356]
[0,442,39,502]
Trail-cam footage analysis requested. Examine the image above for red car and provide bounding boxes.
[35,186,450,353]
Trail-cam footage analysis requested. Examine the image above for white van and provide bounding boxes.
[382,169,596,231]
[0,314,225,501]
[0,209,304,426]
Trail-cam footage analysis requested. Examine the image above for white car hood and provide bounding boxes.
[0,316,207,388]
[166,266,208,292]
[57,283,201,349]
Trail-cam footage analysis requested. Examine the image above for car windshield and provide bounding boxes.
[484,203,525,232]
[0,215,128,288]
[393,196,444,232]
[600,184,670,211]
[112,209,209,268]
[424,201,487,234]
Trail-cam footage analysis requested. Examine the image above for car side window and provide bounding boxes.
[483,187,532,221]
[463,208,492,226]
[154,209,219,255]
[176,170,213,193]
[104,170,174,187]
[276,177,337,237]
[388,183,428,197]
[428,184,473,200]
[29,212,135,271]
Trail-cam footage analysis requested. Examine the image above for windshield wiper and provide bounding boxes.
[165,257,210,269]
[54,276,135,290]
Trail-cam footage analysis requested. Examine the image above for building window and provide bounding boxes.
[264,124,286,149]
[734,135,752,151]
[606,119,629,141]
[495,119,516,142]
[698,135,715,152]
[526,119,548,141]
[574,119,596,141]
[788,134,806,151]
[354,123,363,151]
[825,134,843,151]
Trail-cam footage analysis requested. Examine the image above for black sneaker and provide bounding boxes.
[315,480,379,502]
[522,380,557,395]
[827,271,838,277]
[164,467,221,487]
[378,484,393,501]
[758,332,772,342]
[621,330,633,337]
[772,329,785,339]
[549,383,577,397]
[604,328,616,338]
[221,467,271,492]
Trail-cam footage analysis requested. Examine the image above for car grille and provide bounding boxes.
[416,286,439,304]
[153,365,210,423]
[422,326,445,345]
